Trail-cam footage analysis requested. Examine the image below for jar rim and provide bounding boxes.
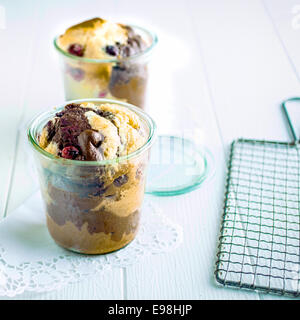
[27,98,157,166]
[53,24,158,64]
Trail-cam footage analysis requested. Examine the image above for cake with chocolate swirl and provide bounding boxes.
[56,18,153,108]
[38,101,149,254]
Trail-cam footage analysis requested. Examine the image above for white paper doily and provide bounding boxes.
[0,192,183,297]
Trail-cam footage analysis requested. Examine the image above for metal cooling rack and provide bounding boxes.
[215,98,300,297]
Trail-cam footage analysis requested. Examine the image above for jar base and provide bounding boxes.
[46,214,138,255]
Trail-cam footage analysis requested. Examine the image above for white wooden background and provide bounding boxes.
[0,0,300,300]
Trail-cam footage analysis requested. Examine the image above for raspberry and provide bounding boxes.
[98,91,107,98]
[61,146,80,159]
[68,44,84,57]
[68,67,85,81]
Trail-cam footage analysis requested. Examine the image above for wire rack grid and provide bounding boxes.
[215,138,300,297]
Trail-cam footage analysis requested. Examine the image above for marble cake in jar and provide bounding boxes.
[38,102,149,254]
[56,18,151,108]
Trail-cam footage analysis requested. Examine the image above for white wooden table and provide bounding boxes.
[1,0,300,300]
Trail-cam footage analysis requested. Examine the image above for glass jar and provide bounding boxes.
[27,98,156,254]
[54,26,158,110]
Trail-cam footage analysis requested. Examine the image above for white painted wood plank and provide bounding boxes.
[189,0,300,147]
[113,0,260,300]
[263,0,300,82]
[0,0,39,219]
[188,0,300,299]
[2,0,123,300]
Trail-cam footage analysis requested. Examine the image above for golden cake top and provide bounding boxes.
[57,17,147,60]
[39,102,147,161]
